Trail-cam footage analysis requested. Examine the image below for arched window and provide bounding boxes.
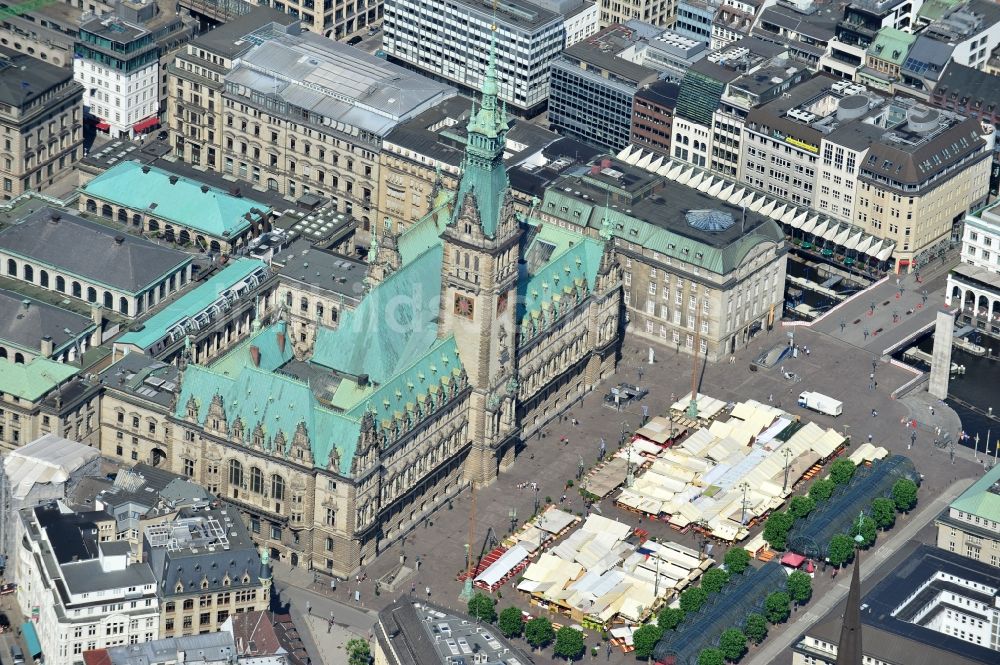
[300,297,309,313]
[228,460,243,487]
[85,199,97,213]
[119,297,129,316]
[22,264,33,282]
[117,208,127,223]
[55,275,65,292]
[271,475,285,501]
[71,281,81,298]
[39,270,48,287]
[86,287,97,303]
[0,348,6,359]
[148,219,159,231]
[6,258,16,276]
[101,204,112,218]
[250,467,264,494]
[210,240,221,253]
[132,213,141,227]
[13,352,24,364]
[267,178,278,191]
[104,291,113,309]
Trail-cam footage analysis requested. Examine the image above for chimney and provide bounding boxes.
[249,345,261,367]
[201,185,209,193]
[357,374,369,388]
[90,305,104,347]
[49,211,61,223]
[590,165,601,175]
[169,175,179,185]
[40,335,54,357]
[141,165,151,174]
[601,158,612,169]
[276,331,286,354]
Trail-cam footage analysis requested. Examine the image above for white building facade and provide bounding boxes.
[16,505,159,665]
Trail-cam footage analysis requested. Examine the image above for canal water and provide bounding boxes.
[785,257,868,315]
[897,332,1000,453]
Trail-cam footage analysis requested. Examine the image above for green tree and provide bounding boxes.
[827,534,855,568]
[497,607,523,639]
[346,639,371,665]
[467,592,497,623]
[789,495,816,520]
[786,570,812,605]
[525,617,555,649]
[724,547,751,575]
[632,624,664,660]
[553,626,585,662]
[763,512,795,551]
[765,592,791,624]
[701,567,730,594]
[829,459,856,486]
[892,479,918,512]
[718,628,747,662]
[809,478,836,503]
[657,607,686,631]
[871,497,897,530]
[744,613,768,645]
[679,586,708,614]
[697,648,725,665]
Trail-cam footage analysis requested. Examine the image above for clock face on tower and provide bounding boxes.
[454,293,475,319]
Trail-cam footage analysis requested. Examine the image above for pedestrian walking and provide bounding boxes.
[426,586,431,598]
[872,409,877,417]
[330,579,336,592]
[868,434,873,443]
[411,582,416,594]
[306,601,312,615]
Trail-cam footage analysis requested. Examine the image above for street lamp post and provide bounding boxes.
[782,447,794,492]
[739,482,751,525]
[533,486,540,515]
[577,455,585,480]
[508,507,518,534]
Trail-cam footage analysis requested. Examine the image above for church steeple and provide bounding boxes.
[451,27,511,239]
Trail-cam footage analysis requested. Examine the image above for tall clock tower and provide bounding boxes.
[438,32,522,484]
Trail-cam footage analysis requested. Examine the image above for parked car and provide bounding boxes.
[347,35,363,46]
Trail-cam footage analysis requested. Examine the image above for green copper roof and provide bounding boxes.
[117,259,268,351]
[918,0,964,23]
[519,227,604,324]
[949,463,1000,521]
[209,320,293,378]
[311,246,443,383]
[398,196,451,266]
[348,336,464,431]
[329,377,375,411]
[868,28,916,65]
[175,361,360,474]
[82,161,268,239]
[0,355,78,401]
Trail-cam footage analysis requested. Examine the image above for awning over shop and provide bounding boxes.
[133,116,160,133]
[95,121,110,131]
[876,242,894,261]
[866,240,884,258]
[22,622,41,657]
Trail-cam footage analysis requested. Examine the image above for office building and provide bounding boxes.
[675,0,719,44]
[858,27,916,92]
[752,1,837,66]
[145,507,271,637]
[549,25,659,151]
[791,543,1000,664]
[98,49,622,576]
[935,462,1000,566]
[835,0,925,49]
[179,0,377,40]
[599,0,676,30]
[0,46,83,198]
[631,80,680,158]
[711,0,761,50]
[742,74,992,270]
[84,633,238,665]
[0,1,103,68]
[921,0,1000,70]
[382,0,581,117]
[0,290,98,364]
[538,157,787,360]
[632,27,708,82]
[74,0,198,138]
[220,30,455,244]
[167,8,299,171]
[16,504,160,665]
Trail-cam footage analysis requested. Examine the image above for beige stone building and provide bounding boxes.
[179,0,380,40]
[935,464,1000,567]
[539,158,786,361]
[96,56,622,577]
[167,9,298,171]
[217,30,453,248]
[0,46,83,198]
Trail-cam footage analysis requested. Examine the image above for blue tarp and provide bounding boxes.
[22,622,41,656]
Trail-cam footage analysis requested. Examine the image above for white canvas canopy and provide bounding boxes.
[474,544,530,587]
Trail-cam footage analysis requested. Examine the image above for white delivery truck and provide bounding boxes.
[797,391,843,417]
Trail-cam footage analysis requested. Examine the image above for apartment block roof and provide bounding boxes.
[227,32,456,138]
[100,352,180,409]
[0,47,77,109]
[192,7,299,58]
[0,289,94,355]
[923,0,1000,43]
[439,0,562,31]
[0,206,191,294]
[558,24,659,85]
[82,161,269,239]
[868,27,916,65]
[933,62,1000,111]
[84,632,236,665]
